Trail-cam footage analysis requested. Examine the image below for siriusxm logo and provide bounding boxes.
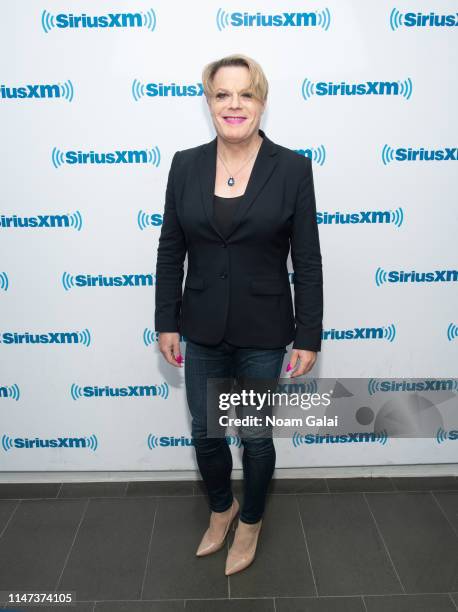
[0,384,20,401]
[132,80,203,101]
[51,146,161,168]
[0,211,82,230]
[368,378,457,395]
[436,428,458,444]
[41,9,156,33]
[137,211,163,230]
[447,323,458,342]
[318,207,404,227]
[382,145,457,164]
[292,430,388,446]
[148,435,194,448]
[278,379,318,395]
[0,272,9,291]
[2,434,98,451]
[143,329,187,345]
[390,9,458,30]
[147,434,242,448]
[375,267,458,286]
[323,325,396,342]
[1,80,74,102]
[216,9,331,30]
[71,382,169,400]
[294,145,326,166]
[302,78,412,100]
[62,272,155,290]
[1,329,91,346]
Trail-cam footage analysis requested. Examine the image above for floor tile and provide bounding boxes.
[59,482,127,498]
[390,477,458,492]
[193,480,207,496]
[96,601,184,611]
[195,479,328,498]
[141,496,228,600]
[0,499,86,591]
[365,492,458,593]
[364,593,457,611]
[58,497,156,600]
[127,481,195,497]
[4,603,94,611]
[186,599,274,611]
[0,482,61,499]
[432,491,458,532]
[326,478,395,493]
[275,596,365,611]
[0,477,456,607]
[0,499,19,533]
[228,496,315,598]
[297,492,401,596]
[269,479,328,494]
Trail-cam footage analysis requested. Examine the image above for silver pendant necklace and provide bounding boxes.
[217,139,262,187]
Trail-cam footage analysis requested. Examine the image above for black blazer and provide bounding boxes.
[154,128,323,351]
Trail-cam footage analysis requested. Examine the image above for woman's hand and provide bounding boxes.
[158,332,183,367]
[286,349,317,377]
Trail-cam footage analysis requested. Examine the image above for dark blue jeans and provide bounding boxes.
[184,339,287,524]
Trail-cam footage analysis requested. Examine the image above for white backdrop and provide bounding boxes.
[1,1,457,471]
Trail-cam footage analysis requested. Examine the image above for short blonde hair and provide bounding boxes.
[202,54,269,102]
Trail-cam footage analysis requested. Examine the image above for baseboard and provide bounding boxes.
[0,464,457,483]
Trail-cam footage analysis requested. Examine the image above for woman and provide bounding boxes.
[155,54,323,575]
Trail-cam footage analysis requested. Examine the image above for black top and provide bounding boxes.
[213,193,244,239]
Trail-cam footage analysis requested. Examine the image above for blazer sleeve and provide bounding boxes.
[290,157,323,352]
[154,151,187,333]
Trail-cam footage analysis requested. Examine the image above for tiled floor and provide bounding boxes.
[0,477,457,611]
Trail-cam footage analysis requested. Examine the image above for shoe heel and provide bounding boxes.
[227,504,239,534]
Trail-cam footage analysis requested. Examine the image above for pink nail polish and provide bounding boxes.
[176,355,183,364]
[286,363,291,372]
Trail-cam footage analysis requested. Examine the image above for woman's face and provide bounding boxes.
[206,65,265,144]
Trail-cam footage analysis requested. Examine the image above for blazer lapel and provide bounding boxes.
[197,129,279,241]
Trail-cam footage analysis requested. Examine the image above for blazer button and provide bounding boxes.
[221,243,227,248]
[220,273,227,279]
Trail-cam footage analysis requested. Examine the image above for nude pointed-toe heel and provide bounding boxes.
[225,518,262,575]
[196,498,240,557]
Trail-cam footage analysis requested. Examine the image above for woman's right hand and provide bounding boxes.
[158,332,183,367]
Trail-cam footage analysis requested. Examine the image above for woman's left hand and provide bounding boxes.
[286,349,317,377]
